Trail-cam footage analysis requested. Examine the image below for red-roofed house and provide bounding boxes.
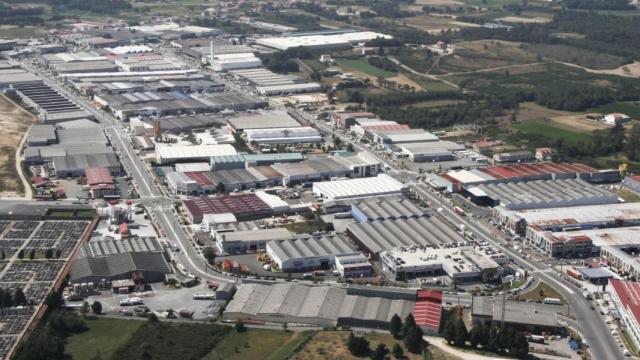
[413,290,443,335]
[85,166,116,198]
[609,279,640,349]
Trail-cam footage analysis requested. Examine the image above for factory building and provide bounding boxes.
[52,153,122,177]
[229,68,321,96]
[166,171,199,195]
[70,237,172,284]
[244,127,322,146]
[399,141,466,162]
[331,111,377,129]
[11,81,93,123]
[608,279,640,350]
[312,174,407,201]
[210,53,262,71]
[492,151,534,164]
[350,197,426,222]
[380,245,504,282]
[335,253,374,278]
[465,178,618,210]
[346,216,465,255]
[27,125,57,146]
[85,166,116,198]
[226,111,301,133]
[155,144,237,165]
[223,282,414,330]
[375,130,439,146]
[204,167,283,192]
[255,31,392,51]
[182,193,272,223]
[267,234,359,272]
[494,202,640,236]
[472,297,564,334]
[216,228,293,254]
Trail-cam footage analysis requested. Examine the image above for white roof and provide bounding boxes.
[156,144,237,160]
[446,169,494,184]
[245,127,321,142]
[202,212,237,225]
[313,174,406,201]
[255,191,290,211]
[508,202,640,226]
[256,31,392,50]
[106,45,154,55]
[175,162,211,172]
[212,53,258,60]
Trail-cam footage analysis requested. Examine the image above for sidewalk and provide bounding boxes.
[425,336,513,360]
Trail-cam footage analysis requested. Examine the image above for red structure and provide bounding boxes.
[85,166,116,198]
[413,290,443,335]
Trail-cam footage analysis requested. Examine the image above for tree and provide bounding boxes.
[487,326,500,352]
[498,327,513,352]
[444,318,456,344]
[454,317,468,347]
[216,181,225,193]
[371,343,389,360]
[147,312,159,323]
[44,248,53,259]
[17,249,24,259]
[13,329,66,360]
[1,250,5,260]
[510,331,529,359]
[347,332,370,356]
[402,313,416,337]
[13,288,27,306]
[479,322,490,348]
[55,248,62,258]
[390,313,403,339]
[29,249,35,260]
[404,326,424,354]
[81,301,90,317]
[392,343,404,359]
[203,247,216,265]
[91,301,102,314]
[346,143,355,153]
[469,323,482,348]
[235,321,247,333]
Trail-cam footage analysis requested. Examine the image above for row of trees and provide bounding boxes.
[0,288,27,307]
[442,309,529,359]
[389,313,425,354]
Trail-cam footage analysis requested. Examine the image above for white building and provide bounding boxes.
[604,113,631,125]
[210,53,262,72]
[267,234,358,272]
[312,174,407,201]
[335,253,373,278]
[256,31,392,51]
[245,127,322,146]
[609,279,640,350]
[155,144,237,164]
[166,171,199,195]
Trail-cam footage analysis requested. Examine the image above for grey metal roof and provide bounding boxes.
[52,153,120,171]
[267,234,357,261]
[70,251,171,281]
[346,217,464,254]
[78,237,163,258]
[471,296,561,328]
[221,228,293,242]
[352,197,426,220]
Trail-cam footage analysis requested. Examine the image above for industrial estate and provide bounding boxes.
[1,1,640,360]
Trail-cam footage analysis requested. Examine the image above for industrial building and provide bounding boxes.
[0,68,42,89]
[464,178,618,210]
[52,153,121,177]
[244,127,322,146]
[94,91,211,120]
[190,90,268,112]
[217,228,293,254]
[27,125,57,146]
[255,31,392,51]
[472,297,564,334]
[85,166,116,198]
[70,237,172,284]
[494,202,640,236]
[11,81,93,123]
[608,279,640,350]
[201,167,283,192]
[226,111,301,132]
[346,216,465,255]
[182,193,272,223]
[312,174,407,201]
[266,234,359,272]
[380,245,503,282]
[223,282,415,329]
[493,151,534,164]
[335,253,374,278]
[398,141,466,162]
[155,144,237,165]
[210,53,262,71]
[166,171,199,195]
[331,111,377,129]
[375,130,439,146]
[350,197,426,222]
[229,68,321,96]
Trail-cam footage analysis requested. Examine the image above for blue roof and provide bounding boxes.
[577,267,613,279]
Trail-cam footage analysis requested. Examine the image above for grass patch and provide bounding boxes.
[615,187,640,203]
[589,102,640,119]
[111,320,230,359]
[205,329,313,360]
[517,281,565,304]
[622,329,639,355]
[406,74,459,92]
[520,43,627,70]
[403,99,466,109]
[336,59,397,79]
[278,218,330,234]
[65,318,143,360]
[511,119,592,143]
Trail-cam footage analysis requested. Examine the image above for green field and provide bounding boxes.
[520,43,627,70]
[336,59,397,78]
[65,318,143,360]
[205,329,313,360]
[589,102,640,119]
[511,119,592,143]
[517,281,565,304]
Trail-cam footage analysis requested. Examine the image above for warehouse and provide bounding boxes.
[217,228,293,254]
[350,197,426,222]
[140,114,225,134]
[182,193,272,223]
[332,152,382,177]
[346,216,465,255]
[335,253,374,278]
[267,234,359,272]
[155,144,237,165]
[223,282,414,329]
[52,153,121,177]
[205,167,283,191]
[229,68,321,95]
[27,125,57,146]
[381,245,503,282]
[85,166,116,198]
[608,279,640,350]
[313,174,407,201]
[494,202,640,236]
[243,153,305,167]
[493,151,534,164]
[166,171,199,195]
[256,83,322,96]
[70,237,172,284]
[465,178,618,210]
[0,69,42,89]
[472,297,563,334]
[255,31,392,51]
[94,91,211,120]
[245,127,322,146]
[375,130,439,146]
[210,53,262,71]
[399,141,466,162]
[331,111,377,129]
[11,81,93,123]
[226,111,301,132]
[190,90,268,112]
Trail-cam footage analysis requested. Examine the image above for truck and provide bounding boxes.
[193,292,216,300]
[119,297,143,306]
[453,206,465,216]
[543,297,562,305]
[526,335,546,344]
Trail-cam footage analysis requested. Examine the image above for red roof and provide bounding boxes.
[183,194,270,219]
[31,176,49,187]
[413,290,442,330]
[85,167,114,186]
[119,223,129,235]
[362,124,411,132]
[185,171,215,187]
[610,279,640,326]
[478,162,597,181]
[627,175,640,183]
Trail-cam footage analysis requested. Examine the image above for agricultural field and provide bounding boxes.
[65,318,144,360]
[205,329,313,360]
[335,59,398,79]
[517,282,565,304]
[520,43,628,70]
[396,15,479,34]
[510,119,593,144]
[516,102,610,133]
[0,94,37,197]
[589,102,640,119]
